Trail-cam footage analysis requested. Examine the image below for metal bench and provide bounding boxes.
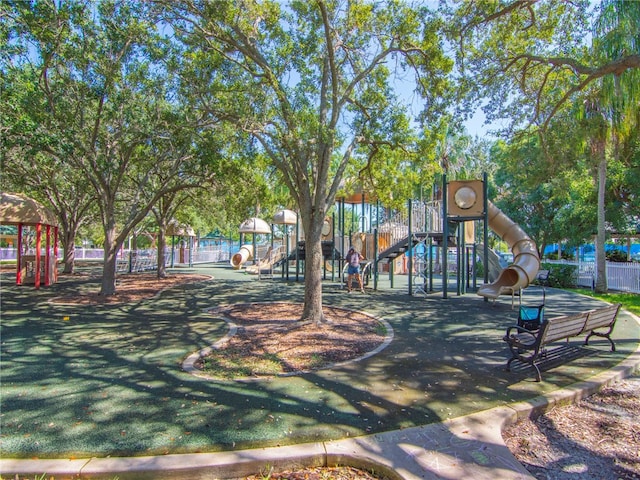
[504,303,621,381]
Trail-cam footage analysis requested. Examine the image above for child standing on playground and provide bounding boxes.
[345,247,364,293]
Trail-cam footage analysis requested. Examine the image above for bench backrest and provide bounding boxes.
[582,303,621,333]
[540,312,590,344]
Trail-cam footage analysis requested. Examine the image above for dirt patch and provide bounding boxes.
[243,465,387,480]
[196,302,388,378]
[503,376,640,479]
[51,272,210,304]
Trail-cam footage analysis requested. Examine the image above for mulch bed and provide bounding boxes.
[51,273,210,304]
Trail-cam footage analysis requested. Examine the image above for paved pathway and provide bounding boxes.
[1,265,638,479]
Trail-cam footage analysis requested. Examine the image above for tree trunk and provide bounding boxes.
[100,225,118,296]
[60,224,83,274]
[157,225,167,279]
[594,154,608,293]
[62,237,76,274]
[301,232,325,325]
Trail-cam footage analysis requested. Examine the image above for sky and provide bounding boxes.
[395,74,497,140]
[463,110,492,139]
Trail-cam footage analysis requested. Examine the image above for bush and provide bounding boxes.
[606,249,628,262]
[539,262,578,288]
[542,249,576,261]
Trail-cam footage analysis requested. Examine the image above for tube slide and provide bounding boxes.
[230,244,253,269]
[477,202,540,300]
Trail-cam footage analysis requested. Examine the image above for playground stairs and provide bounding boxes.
[377,234,426,262]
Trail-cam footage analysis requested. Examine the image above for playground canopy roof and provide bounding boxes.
[239,217,271,234]
[167,221,195,237]
[0,192,58,227]
[272,209,297,225]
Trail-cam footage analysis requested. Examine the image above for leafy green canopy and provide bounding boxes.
[164,0,453,213]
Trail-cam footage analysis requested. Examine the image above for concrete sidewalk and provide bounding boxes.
[1,265,638,479]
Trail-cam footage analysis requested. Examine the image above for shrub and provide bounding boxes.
[606,249,628,262]
[539,262,578,288]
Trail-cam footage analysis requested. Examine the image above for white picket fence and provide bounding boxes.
[546,259,640,294]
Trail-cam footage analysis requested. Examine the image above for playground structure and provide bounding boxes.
[246,209,298,277]
[0,192,59,288]
[228,175,541,299]
[166,220,196,267]
[334,207,539,300]
[230,217,272,269]
[230,209,343,279]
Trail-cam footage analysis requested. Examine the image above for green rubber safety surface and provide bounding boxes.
[1,266,637,459]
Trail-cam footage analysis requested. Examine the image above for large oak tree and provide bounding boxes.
[3,1,216,294]
[163,0,452,323]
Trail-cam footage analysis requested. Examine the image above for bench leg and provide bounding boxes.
[532,363,542,382]
[506,357,515,372]
[506,356,542,382]
[585,332,616,352]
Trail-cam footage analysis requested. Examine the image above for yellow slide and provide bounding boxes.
[477,202,540,299]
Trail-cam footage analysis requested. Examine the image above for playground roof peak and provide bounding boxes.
[239,217,271,234]
[0,192,58,227]
[272,209,297,225]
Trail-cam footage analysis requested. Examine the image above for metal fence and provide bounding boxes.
[545,259,640,294]
[116,249,171,273]
[1,245,233,272]
[4,246,638,292]
[0,247,107,261]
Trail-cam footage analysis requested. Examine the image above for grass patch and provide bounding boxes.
[567,289,640,317]
[308,353,324,369]
[375,322,388,336]
[200,348,284,378]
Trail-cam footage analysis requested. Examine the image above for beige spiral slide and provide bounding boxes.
[230,244,253,269]
[477,202,540,299]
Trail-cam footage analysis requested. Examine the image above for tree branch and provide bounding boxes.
[510,53,640,78]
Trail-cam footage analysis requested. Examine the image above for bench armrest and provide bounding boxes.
[504,325,538,347]
[505,325,536,336]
